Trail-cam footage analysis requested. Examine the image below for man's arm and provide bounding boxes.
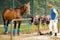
[53,9,58,18]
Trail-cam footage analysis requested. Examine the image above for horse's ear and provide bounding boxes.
[26,1,30,4]
[25,2,30,5]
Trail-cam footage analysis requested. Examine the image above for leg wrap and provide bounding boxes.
[13,29,16,35]
[18,28,20,33]
[4,25,8,32]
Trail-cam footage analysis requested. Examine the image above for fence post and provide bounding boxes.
[10,20,13,40]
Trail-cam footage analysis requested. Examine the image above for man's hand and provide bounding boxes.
[54,19,56,22]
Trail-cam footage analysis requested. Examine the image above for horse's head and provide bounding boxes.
[24,2,30,15]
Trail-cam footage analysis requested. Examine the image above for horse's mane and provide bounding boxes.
[15,1,29,10]
[15,5,24,10]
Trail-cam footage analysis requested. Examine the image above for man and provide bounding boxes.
[48,4,58,36]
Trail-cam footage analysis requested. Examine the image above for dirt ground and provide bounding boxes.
[0,32,60,40]
[0,25,60,40]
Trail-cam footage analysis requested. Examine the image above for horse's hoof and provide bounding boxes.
[13,29,16,36]
[13,34,16,36]
[17,32,20,36]
[13,32,16,36]
[4,32,8,35]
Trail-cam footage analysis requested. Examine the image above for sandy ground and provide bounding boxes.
[0,32,60,40]
[0,24,60,40]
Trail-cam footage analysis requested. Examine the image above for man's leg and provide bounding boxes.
[53,20,58,36]
[49,20,53,35]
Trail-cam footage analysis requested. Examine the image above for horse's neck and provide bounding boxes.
[14,6,26,18]
[21,6,26,12]
[17,6,26,16]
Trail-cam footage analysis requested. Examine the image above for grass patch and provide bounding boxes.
[0,36,3,40]
[0,23,60,40]
[0,23,60,34]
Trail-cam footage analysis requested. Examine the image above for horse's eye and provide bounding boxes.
[26,7,28,9]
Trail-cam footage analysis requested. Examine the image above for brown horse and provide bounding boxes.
[2,2,30,35]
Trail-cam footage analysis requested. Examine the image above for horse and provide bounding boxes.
[2,2,30,35]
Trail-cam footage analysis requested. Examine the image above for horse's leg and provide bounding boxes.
[3,19,7,34]
[6,20,9,26]
[13,21,17,35]
[17,21,21,35]
[6,20,10,34]
[3,19,9,34]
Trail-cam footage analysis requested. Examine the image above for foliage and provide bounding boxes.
[0,0,60,24]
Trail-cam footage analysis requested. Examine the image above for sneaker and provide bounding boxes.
[50,31,52,35]
[55,33,57,36]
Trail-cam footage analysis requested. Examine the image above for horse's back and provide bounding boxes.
[2,8,10,18]
[2,8,18,21]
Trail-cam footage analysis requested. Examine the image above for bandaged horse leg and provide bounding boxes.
[17,21,21,35]
[4,19,7,34]
[13,21,17,35]
[4,20,9,34]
